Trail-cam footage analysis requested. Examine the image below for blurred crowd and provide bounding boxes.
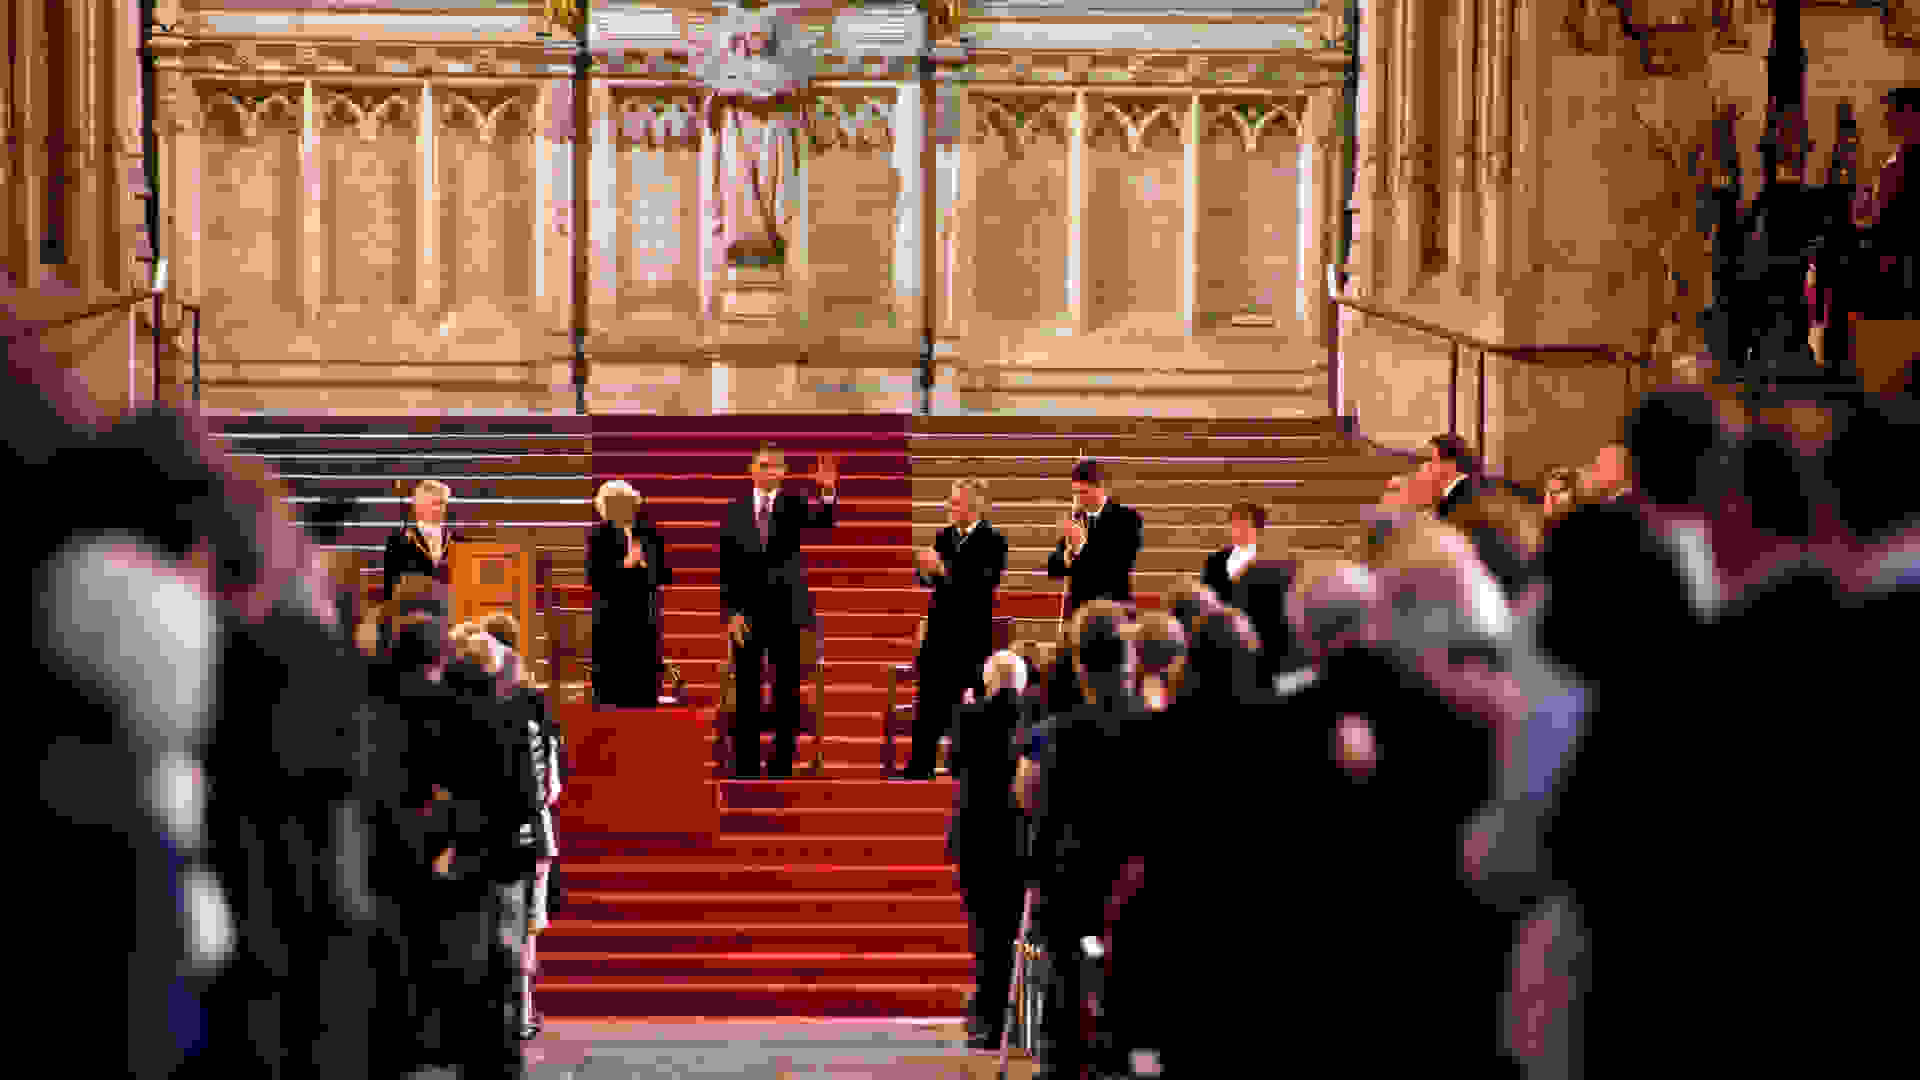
[944,387,1914,1078]
[14,278,1909,1078]
[13,322,562,1080]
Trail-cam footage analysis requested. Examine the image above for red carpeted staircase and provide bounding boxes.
[536,415,974,1019]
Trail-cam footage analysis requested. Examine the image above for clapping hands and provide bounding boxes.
[1061,514,1087,549]
[813,453,839,492]
[916,547,944,576]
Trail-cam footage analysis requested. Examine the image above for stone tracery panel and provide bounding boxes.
[612,90,704,312]
[438,87,536,315]
[970,93,1069,326]
[199,86,304,316]
[315,85,417,309]
[1086,96,1186,329]
[1198,97,1302,331]
[808,91,900,323]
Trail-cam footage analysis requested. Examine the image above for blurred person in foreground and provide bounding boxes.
[1016,600,1149,1080]
[1285,524,1533,1074]
[946,650,1031,1051]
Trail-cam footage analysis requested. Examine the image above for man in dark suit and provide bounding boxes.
[718,443,838,780]
[1200,500,1264,605]
[905,479,1009,781]
[945,650,1029,1050]
[1045,460,1145,617]
[1422,433,1489,520]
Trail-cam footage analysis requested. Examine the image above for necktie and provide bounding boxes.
[756,496,770,544]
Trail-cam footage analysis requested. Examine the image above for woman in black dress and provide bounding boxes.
[382,479,457,603]
[588,480,672,708]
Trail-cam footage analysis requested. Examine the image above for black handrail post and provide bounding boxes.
[1447,342,1459,437]
[152,293,164,406]
[192,306,202,404]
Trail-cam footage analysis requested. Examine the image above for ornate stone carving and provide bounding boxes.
[1886,0,1920,48]
[231,42,259,72]
[294,45,320,71]
[1066,54,1092,78]
[1187,55,1210,83]
[415,48,440,77]
[318,87,418,141]
[156,71,198,136]
[474,48,501,76]
[354,43,381,73]
[1091,99,1187,155]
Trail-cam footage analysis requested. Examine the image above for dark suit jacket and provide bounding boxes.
[381,523,458,602]
[1233,559,1303,686]
[1201,545,1273,609]
[916,520,1009,682]
[1045,501,1145,615]
[719,487,836,630]
[1025,695,1151,922]
[945,689,1025,870]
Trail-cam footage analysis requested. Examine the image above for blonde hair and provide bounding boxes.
[983,650,1028,697]
[413,479,451,502]
[950,478,991,515]
[481,611,520,652]
[594,479,641,522]
[1369,514,1473,573]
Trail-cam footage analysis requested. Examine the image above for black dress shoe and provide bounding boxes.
[893,770,934,781]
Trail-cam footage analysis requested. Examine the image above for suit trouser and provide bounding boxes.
[414,885,524,1078]
[730,619,803,778]
[909,653,986,777]
[958,862,1024,1037]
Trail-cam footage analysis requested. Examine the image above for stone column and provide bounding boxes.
[951,87,978,343]
[589,81,616,319]
[302,81,323,324]
[1482,0,1514,300]
[533,83,553,316]
[1298,102,1315,331]
[10,0,46,290]
[1067,89,1088,335]
[1348,0,1387,297]
[1303,89,1338,343]
[1391,0,1422,297]
[1183,93,1201,337]
[416,81,439,315]
[1450,0,1480,296]
[892,81,924,330]
[158,71,201,306]
[66,0,103,297]
[787,105,811,338]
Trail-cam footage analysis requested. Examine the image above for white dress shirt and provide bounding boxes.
[1441,474,1466,503]
[1227,544,1257,581]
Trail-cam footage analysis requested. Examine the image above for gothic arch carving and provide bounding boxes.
[1088,100,1185,155]
[970,96,1069,156]
[440,89,533,145]
[202,88,302,141]
[315,88,418,141]
[1204,99,1301,155]
[808,95,894,153]
[614,94,705,149]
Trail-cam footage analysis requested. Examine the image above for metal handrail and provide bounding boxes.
[1328,280,1638,477]
[0,290,158,341]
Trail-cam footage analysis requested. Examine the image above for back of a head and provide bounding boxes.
[1624,387,1730,508]
[1131,610,1188,686]
[1536,502,1699,687]
[1820,397,1920,545]
[1738,425,1823,541]
[386,612,448,675]
[1070,599,1135,700]
[1164,575,1223,630]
